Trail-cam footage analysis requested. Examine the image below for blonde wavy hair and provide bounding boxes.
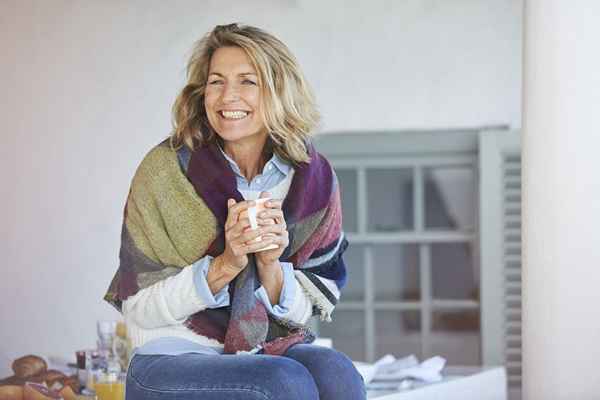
[169,23,320,165]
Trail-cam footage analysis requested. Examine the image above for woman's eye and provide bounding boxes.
[208,80,223,85]
[242,79,257,85]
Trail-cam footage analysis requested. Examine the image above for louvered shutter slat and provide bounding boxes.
[502,154,522,394]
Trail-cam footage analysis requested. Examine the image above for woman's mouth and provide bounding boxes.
[219,110,249,120]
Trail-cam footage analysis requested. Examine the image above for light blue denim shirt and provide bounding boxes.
[133,149,296,356]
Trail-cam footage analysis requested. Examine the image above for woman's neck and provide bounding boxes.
[223,136,271,182]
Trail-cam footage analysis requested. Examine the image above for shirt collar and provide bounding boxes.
[217,143,291,178]
[269,152,292,176]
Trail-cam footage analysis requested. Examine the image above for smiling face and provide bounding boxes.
[204,46,268,147]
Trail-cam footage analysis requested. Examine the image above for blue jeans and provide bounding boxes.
[126,344,366,400]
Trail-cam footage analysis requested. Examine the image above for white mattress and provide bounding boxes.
[367,366,507,400]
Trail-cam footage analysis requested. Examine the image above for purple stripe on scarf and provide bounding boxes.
[282,143,333,226]
[186,141,244,227]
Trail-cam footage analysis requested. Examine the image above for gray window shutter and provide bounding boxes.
[479,130,522,399]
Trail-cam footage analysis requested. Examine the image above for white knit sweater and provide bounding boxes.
[122,170,340,349]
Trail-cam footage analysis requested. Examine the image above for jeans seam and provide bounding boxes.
[128,370,272,400]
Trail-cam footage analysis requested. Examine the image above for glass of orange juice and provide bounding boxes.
[94,372,125,400]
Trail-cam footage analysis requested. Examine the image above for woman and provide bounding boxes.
[104,23,365,400]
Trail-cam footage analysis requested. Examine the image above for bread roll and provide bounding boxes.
[59,376,80,394]
[22,383,60,400]
[0,376,25,387]
[12,357,47,379]
[57,386,76,400]
[0,385,23,400]
[38,371,64,389]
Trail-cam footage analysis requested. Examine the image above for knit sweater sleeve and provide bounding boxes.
[122,256,229,329]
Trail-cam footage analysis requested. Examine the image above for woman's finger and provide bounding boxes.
[259,223,287,236]
[227,218,252,237]
[264,199,283,209]
[224,199,237,230]
[244,236,278,253]
[225,199,255,230]
[261,231,288,247]
[235,226,269,244]
[258,209,284,222]
[229,232,264,256]
[257,218,276,226]
[232,234,277,254]
[259,215,287,227]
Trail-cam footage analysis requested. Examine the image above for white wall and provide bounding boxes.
[522,2,600,399]
[0,0,522,377]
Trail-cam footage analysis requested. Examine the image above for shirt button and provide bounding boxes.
[267,164,273,170]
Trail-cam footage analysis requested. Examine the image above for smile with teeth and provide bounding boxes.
[220,110,249,120]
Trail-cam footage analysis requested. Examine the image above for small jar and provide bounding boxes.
[94,372,125,400]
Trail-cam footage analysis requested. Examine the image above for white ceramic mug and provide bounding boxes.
[244,198,278,252]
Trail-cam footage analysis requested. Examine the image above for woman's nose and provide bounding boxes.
[221,83,240,102]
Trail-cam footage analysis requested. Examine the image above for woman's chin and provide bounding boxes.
[216,128,267,144]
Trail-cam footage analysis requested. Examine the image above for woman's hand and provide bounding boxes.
[254,192,289,304]
[221,198,278,273]
[254,192,289,269]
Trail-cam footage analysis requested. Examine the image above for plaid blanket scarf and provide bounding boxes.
[103,138,348,355]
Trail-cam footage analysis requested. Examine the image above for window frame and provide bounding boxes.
[313,130,486,363]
